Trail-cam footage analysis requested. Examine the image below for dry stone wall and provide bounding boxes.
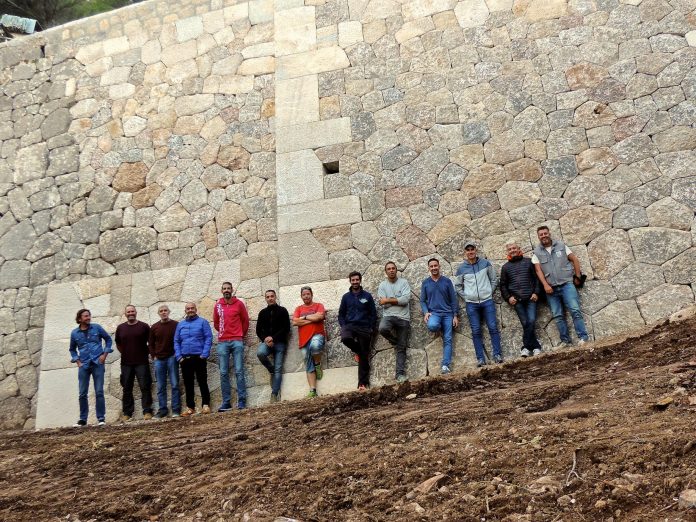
[1,0,696,428]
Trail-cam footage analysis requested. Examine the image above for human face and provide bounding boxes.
[349,275,362,291]
[79,310,91,327]
[301,289,313,305]
[221,283,234,300]
[537,228,552,247]
[158,306,170,322]
[428,260,440,278]
[185,303,197,317]
[506,244,522,258]
[385,263,397,281]
[464,245,477,262]
[125,306,137,323]
[265,291,277,306]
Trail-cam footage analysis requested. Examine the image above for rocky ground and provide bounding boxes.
[1,313,696,522]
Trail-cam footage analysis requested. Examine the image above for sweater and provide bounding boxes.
[377,278,411,321]
[419,276,459,315]
[256,304,291,344]
[500,256,541,302]
[148,319,178,359]
[174,315,212,360]
[338,288,377,329]
[115,320,150,366]
[455,257,498,304]
[213,297,249,342]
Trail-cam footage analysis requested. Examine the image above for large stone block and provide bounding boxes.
[279,366,359,401]
[277,118,352,153]
[276,47,350,80]
[279,279,348,311]
[636,284,694,324]
[276,76,320,128]
[628,227,692,265]
[277,195,362,234]
[455,0,490,28]
[592,299,645,338]
[278,231,329,286]
[39,338,73,371]
[559,206,613,246]
[588,229,634,280]
[181,264,216,303]
[99,228,157,263]
[275,7,317,56]
[276,150,324,206]
[14,143,48,184]
[43,284,83,341]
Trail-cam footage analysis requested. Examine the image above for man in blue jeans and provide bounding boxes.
[533,226,589,346]
[420,258,459,375]
[256,289,290,403]
[149,304,181,418]
[455,241,503,367]
[69,308,113,427]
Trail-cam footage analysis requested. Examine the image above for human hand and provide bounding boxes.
[530,293,538,302]
[544,285,553,295]
[424,312,431,323]
[508,297,517,305]
[453,316,459,328]
[98,353,107,364]
[76,360,82,368]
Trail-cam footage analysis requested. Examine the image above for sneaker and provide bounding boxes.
[578,338,587,345]
[477,360,486,368]
[520,348,531,358]
[97,420,106,426]
[201,405,211,414]
[143,413,153,421]
[353,354,360,363]
[73,420,87,427]
[236,401,246,410]
[561,341,572,348]
[314,363,323,380]
[494,355,504,364]
[396,374,408,384]
[306,389,318,398]
[172,412,181,418]
[441,365,451,375]
[217,403,232,413]
[121,415,132,423]
[358,384,368,391]
[181,408,195,417]
[155,411,168,419]
[532,348,542,356]
[270,393,280,403]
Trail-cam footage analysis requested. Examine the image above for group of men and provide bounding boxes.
[68,226,589,425]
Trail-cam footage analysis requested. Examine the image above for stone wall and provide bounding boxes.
[2,0,696,428]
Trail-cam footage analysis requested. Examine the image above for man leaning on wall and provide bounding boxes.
[115,305,153,422]
[149,304,181,418]
[377,261,411,384]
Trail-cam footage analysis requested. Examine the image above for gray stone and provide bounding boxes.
[86,186,117,215]
[663,248,696,285]
[613,205,649,229]
[278,231,329,286]
[637,284,694,324]
[672,176,696,211]
[578,280,617,316]
[382,145,418,170]
[512,106,550,140]
[592,300,645,338]
[437,164,467,193]
[0,261,30,290]
[40,108,71,140]
[560,206,613,245]
[179,179,208,212]
[655,151,696,180]
[99,228,158,263]
[588,229,634,280]
[368,236,409,267]
[646,197,693,230]
[628,227,692,265]
[46,145,79,177]
[611,262,665,300]
[26,232,63,262]
[71,215,100,244]
[14,143,48,185]
[0,220,36,260]
[611,134,659,163]
[329,249,371,280]
[351,112,377,141]
[546,127,588,159]
[539,156,578,198]
[652,126,696,153]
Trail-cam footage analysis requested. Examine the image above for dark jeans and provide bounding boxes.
[378,316,410,378]
[180,356,210,409]
[78,361,106,422]
[514,300,541,350]
[466,299,502,364]
[341,325,373,387]
[121,363,153,416]
[257,342,286,395]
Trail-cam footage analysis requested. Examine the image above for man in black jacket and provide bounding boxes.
[256,289,291,402]
[500,243,543,357]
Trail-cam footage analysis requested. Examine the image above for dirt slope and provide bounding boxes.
[1,315,696,522]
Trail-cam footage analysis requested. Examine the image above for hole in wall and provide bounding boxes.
[322,161,339,174]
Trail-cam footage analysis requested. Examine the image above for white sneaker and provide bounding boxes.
[520,348,531,357]
[441,365,451,375]
[532,348,542,356]
[97,421,106,426]
[577,339,586,345]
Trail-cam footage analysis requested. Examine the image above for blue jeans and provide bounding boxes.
[78,361,106,422]
[547,282,589,343]
[154,355,181,415]
[300,334,325,373]
[426,313,454,367]
[514,300,541,351]
[466,299,502,364]
[257,342,286,395]
[217,340,246,406]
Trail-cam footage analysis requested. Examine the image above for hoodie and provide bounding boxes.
[455,257,498,304]
[213,297,249,342]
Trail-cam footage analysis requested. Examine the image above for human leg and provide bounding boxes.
[180,357,196,410]
[466,303,486,365]
[134,363,153,415]
[378,316,398,345]
[168,356,181,414]
[394,318,410,378]
[426,313,443,333]
[560,282,589,341]
[231,340,247,406]
[77,363,90,422]
[482,299,502,360]
[120,364,136,417]
[441,313,454,367]
[271,343,285,396]
[216,341,232,407]
[154,358,169,416]
[194,357,210,407]
[92,362,106,422]
[256,342,274,374]
[356,332,372,387]
[547,287,571,344]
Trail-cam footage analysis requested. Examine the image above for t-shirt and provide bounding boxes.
[115,320,150,366]
[531,245,572,264]
[293,302,326,348]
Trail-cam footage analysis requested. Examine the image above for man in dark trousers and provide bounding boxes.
[115,304,153,422]
[175,302,213,416]
[256,289,291,403]
[338,271,377,390]
[500,242,543,358]
[149,304,181,418]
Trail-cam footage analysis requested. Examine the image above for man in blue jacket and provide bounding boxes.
[420,258,459,375]
[455,241,503,367]
[174,302,213,416]
[69,308,113,427]
[338,271,377,390]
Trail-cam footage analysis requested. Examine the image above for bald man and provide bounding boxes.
[174,302,213,416]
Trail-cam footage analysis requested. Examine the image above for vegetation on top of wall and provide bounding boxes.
[0,0,131,29]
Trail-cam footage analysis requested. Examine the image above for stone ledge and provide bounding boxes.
[276,118,352,153]
[276,47,350,80]
[277,195,362,234]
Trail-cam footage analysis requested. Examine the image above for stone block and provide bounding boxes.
[277,195,362,234]
[39,338,74,371]
[43,284,82,341]
[275,76,320,128]
[276,47,350,80]
[249,0,274,24]
[276,150,324,206]
[455,0,489,28]
[279,279,349,312]
[279,366,359,401]
[592,300,645,338]
[14,143,48,184]
[275,7,317,56]
[84,294,111,318]
[636,284,694,324]
[207,260,242,297]
[514,0,568,21]
[175,16,204,42]
[181,264,216,303]
[278,231,329,286]
[131,272,158,307]
[151,267,187,290]
[237,56,276,76]
[338,21,363,47]
[628,227,691,265]
[277,118,352,153]
[403,0,456,20]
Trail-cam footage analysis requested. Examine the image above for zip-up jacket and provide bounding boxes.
[420,276,459,315]
[338,288,377,329]
[256,304,291,344]
[213,297,249,341]
[500,256,541,302]
[455,258,498,304]
[174,315,212,360]
[69,323,113,364]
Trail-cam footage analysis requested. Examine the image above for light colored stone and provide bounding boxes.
[275,76,320,128]
[646,197,693,230]
[84,294,111,317]
[628,227,692,265]
[592,300,645,338]
[497,181,542,210]
[275,7,317,56]
[174,94,215,117]
[637,284,694,324]
[276,150,324,206]
[588,229,634,280]
[14,143,48,184]
[276,118,352,153]
[152,267,187,290]
[181,263,216,303]
[43,284,83,341]
[277,195,362,234]
[175,16,204,42]
[559,206,613,245]
[403,0,456,19]
[249,0,274,24]
[278,231,329,286]
[279,278,349,312]
[427,211,472,245]
[99,227,158,263]
[395,17,435,44]
[455,0,490,28]
[514,0,567,20]
[160,40,198,67]
[237,56,276,76]
[102,36,129,57]
[338,21,364,47]
[279,366,358,400]
[276,47,350,80]
[131,272,158,307]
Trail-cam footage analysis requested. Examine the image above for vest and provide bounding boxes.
[533,240,574,287]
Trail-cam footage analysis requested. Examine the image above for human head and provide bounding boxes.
[505,242,522,258]
[125,304,137,323]
[265,289,277,306]
[537,226,552,247]
[221,281,234,300]
[300,286,313,305]
[384,261,397,281]
[185,302,198,318]
[349,271,362,291]
[158,304,170,322]
[427,258,440,278]
[464,240,477,262]
[75,309,91,326]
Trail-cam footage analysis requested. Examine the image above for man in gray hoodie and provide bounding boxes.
[377,261,411,383]
[455,241,503,367]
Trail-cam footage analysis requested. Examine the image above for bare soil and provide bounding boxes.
[2,316,696,522]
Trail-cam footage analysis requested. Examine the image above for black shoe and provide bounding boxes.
[73,420,87,427]
[155,411,168,419]
[494,355,504,364]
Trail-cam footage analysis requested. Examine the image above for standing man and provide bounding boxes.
[455,242,504,367]
[213,281,250,411]
[292,286,326,398]
[500,243,542,358]
[532,225,590,346]
[256,289,291,403]
[377,261,411,383]
[174,302,213,416]
[339,272,378,390]
[115,305,153,422]
[420,258,459,375]
[149,304,181,418]
[69,309,112,427]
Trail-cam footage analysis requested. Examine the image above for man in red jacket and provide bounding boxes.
[213,281,250,411]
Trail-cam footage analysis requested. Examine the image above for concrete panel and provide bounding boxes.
[44,284,83,341]
[279,366,359,401]
[277,195,362,234]
[277,117,352,153]
[276,47,350,79]
[277,150,324,206]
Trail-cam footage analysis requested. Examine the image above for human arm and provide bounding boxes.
[256,310,264,340]
[213,303,220,333]
[568,252,582,278]
[390,279,411,307]
[369,294,377,330]
[174,323,182,361]
[98,325,113,364]
[201,319,212,359]
[114,325,122,353]
[530,260,541,301]
[148,325,157,359]
[453,272,466,300]
[338,295,347,328]
[487,262,498,291]
[240,302,249,337]
[534,263,553,294]
[420,281,429,316]
[499,264,512,303]
[273,308,291,342]
[69,332,80,365]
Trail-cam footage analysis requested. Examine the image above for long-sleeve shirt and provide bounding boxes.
[213,297,249,341]
[419,276,459,315]
[338,288,377,329]
[256,304,291,344]
[69,323,113,364]
[500,256,541,302]
[115,320,150,366]
[377,277,411,321]
[455,257,498,304]
[149,319,178,359]
[174,315,212,360]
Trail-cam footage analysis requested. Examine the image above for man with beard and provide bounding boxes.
[256,289,291,403]
[377,261,411,383]
[115,305,153,421]
[149,304,181,418]
[175,302,213,416]
[292,287,326,398]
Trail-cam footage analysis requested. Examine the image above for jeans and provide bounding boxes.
[378,316,410,378]
[300,334,325,373]
[466,299,502,364]
[154,355,181,415]
[180,356,210,409]
[78,361,106,422]
[217,340,246,406]
[341,325,373,387]
[426,313,454,367]
[120,363,153,417]
[514,300,541,351]
[257,342,286,395]
[547,282,589,343]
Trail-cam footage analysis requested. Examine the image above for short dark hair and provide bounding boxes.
[300,286,313,295]
[348,271,362,280]
[537,225,550,233]
[265,289,276,296]
[427,257,439,265]
[384,261,397,270]
[221,281,233,287]
[75,309,90,323]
